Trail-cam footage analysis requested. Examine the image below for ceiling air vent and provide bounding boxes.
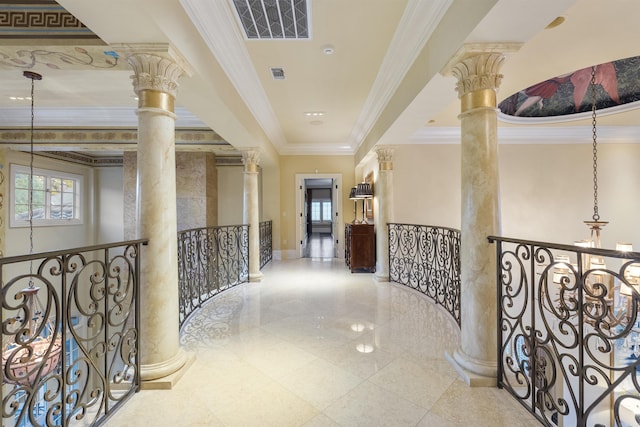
[232,0,310,39]
[270,67,285,80]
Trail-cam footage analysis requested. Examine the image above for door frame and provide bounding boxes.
[295,173,343,259]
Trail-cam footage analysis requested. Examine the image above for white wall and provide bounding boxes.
[392,142,640,250]
[218,165,244,226]
[95,167,124,243]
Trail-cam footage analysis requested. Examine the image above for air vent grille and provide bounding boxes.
[232,0,310,39]
[270,67,285,80]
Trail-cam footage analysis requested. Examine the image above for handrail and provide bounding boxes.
[0,238,148,265]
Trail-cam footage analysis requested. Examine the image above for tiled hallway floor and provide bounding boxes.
[106,258,539,426]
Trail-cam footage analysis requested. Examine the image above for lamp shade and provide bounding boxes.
[355,182,372,199]
[349,186,357,200]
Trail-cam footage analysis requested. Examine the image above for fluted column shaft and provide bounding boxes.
[128,52,187,381]
[450,52,504,385]
[374,147,394,281]
[242,149,263,282]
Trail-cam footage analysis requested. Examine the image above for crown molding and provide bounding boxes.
[349,0,453,150]
[409,126,640,144]
[277,143,354,156]
[179,0,287,150]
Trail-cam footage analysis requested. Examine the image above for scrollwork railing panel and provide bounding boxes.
[259,220,273,269]
[388,223,461,326]
[1,239,144,427]
[490,235,640,427]
[178,225,249,328]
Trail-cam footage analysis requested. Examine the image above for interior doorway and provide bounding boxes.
[295,173,343,259]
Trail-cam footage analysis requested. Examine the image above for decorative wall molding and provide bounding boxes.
[0,2,97,39]
[0,46,124,71]
[0,128,240,158]
[36,151,123,167]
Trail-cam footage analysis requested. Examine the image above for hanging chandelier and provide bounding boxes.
[2,71,62,387]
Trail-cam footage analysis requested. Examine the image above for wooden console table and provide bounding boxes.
[345,223,375,273]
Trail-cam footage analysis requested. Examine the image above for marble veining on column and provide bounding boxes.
[127,49,189,382]
[448,50,505,385]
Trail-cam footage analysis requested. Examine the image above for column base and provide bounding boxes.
[249,271,264,282]
[140,348,189,385]
[445,348,497,387]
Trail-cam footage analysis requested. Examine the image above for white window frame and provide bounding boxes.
[10,164,83,228]
[311,199,332,222]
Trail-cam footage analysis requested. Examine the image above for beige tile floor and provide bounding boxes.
[105,258,540,427]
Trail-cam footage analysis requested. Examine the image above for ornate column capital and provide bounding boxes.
[451,53,504,98]
[442,43,521,104]
[375,146,395,171]
[241,148,261,173]
[127,53,185,99]
[114,43,191,109]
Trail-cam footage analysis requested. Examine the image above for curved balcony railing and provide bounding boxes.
[0,239,145,427]
[177,225,249,328]
[259,220,273,269]
[388,223,461,326]
[489,235,640,427]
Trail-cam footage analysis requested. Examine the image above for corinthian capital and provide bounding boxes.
[241,149,261,173]
[451,53,504,98]
[375,147,394,171]
[127,53,185,98]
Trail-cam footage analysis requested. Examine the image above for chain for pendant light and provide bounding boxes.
[590,65,600,222]
[23,71,42,281]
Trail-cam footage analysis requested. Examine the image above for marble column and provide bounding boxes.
[127,51,187,382]
[447,51,505,386]
[374,147,394,282]
[242,149,263,282]
[0,148,6,258]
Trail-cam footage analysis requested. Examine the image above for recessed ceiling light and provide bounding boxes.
[9,96,31,101]
[322,45,335,55]
[304,111,325,117]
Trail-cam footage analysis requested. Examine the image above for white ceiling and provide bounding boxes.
[1,0,639,166]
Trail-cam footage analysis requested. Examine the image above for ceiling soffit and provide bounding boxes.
[180,0,453,156]
[347,0,453,153]
[179,0,288,150]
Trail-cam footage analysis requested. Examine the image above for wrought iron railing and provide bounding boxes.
[259,220,273,269]
[0,239,145,427]
[489,235,640,427]
[388,223,461,326]
[177,225,249,328]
